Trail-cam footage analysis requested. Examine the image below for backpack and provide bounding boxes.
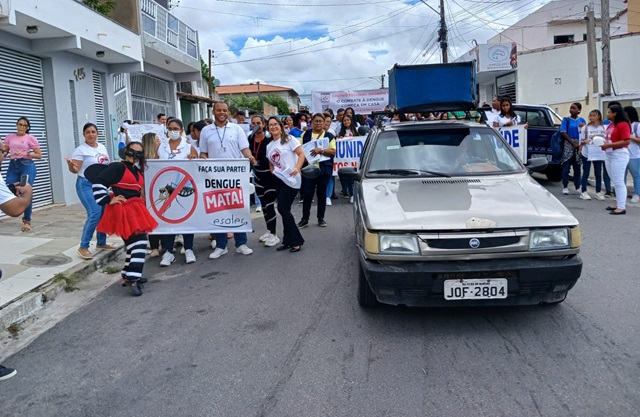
[550,117,568,163]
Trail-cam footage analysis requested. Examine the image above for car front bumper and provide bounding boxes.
[359,248,582,307]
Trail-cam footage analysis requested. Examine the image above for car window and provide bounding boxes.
[367,128,523,177]
[526,110,549,127]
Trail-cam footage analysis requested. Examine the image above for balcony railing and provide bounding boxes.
[140,0,198,59]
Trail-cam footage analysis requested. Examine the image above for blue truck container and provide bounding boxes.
[388,62,477,112]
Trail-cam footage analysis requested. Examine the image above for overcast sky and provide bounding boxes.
[171,0,552,96]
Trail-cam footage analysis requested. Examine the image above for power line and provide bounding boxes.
[208,0,399,6]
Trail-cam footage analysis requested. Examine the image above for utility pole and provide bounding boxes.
[438,0,448,63]
[380,74,385,89]
[257,81,263,112]
[208,49,213,100]
[601,0,612,96]
[585,5,599,94]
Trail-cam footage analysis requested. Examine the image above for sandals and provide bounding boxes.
[21,219,31,232]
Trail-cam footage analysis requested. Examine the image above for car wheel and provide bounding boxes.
[357,263,378,308]
[545,164,562,182]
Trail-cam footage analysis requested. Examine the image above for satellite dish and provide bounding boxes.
[213,79,220,87]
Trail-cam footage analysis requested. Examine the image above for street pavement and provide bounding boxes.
[1,179,639,417]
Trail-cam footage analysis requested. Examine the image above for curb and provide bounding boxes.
[0,246,124,333]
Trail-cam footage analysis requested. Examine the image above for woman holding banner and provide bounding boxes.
[157,118,198,266]
[266,117,305,252]
[336,115,359,202]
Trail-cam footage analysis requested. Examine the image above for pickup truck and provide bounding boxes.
[511,104,564,181]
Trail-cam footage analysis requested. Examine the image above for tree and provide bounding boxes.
[82,0,115,16]
[262,94,291,115]
[223,94,262,112]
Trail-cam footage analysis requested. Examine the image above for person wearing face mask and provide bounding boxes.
[157,119,198,266]
[90,142,158,296]
[249,114,280,247]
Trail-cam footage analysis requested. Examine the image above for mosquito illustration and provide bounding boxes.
[154,174,194,209]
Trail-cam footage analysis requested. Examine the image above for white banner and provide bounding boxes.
[145,159,252,234]
[478,42,517,72]
[333,137,366,175]
[124,123,166,143]
[497,125,528,162]
[311,89,388,114]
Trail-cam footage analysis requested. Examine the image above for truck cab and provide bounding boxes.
[511,104,564,181]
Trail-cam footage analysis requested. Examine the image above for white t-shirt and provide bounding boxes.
[485,109,500,126]
[267,136,302,189]
[200,122,249,159]
[629,122,640,159]
[158,137,193,160]
[496,114,521,127]
[580,124,606,158]
[0,181,16,206]
[71,142,111,177]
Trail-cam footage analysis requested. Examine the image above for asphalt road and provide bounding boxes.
[1,178,639,417]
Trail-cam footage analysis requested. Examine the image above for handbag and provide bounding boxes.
[550,117,568,163]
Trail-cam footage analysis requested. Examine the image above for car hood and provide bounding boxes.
[360,174,578,231]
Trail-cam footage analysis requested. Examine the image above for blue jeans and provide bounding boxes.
[326,176,335,198]
[5,159,37,221]
[215,233,247,249]
[603,164,612,193]
[562,154,581,190]
[627,158,640,195]
[76,176,107,249]
[581,157,603,193]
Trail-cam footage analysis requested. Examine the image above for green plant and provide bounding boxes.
[82,0,115,16]
[102,266,121,274]
[7,323,21,339]
[263,94,291,115]
[200,57,216,89]
[51,273,79,293]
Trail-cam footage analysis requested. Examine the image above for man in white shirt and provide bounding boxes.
[485,96,501,127]
[0,145,33,381]
[200,102,256,259]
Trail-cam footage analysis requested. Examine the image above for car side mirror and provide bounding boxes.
[338,167,361,181]
[525,157,548,174]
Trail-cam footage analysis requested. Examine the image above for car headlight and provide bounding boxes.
[529,228,570,251]
[379,234,420,255]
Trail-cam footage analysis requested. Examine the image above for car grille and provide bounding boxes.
[426,236,521,250]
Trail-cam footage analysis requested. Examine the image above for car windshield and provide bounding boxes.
[367,127,524,177]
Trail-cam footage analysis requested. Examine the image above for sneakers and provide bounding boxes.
[574,187,581,194]
[579,192,591,200]
[160,251,176,267]
[595,192,605,200]
[297,219,309,228]
[256,206,263,212]
[259,231,272,242]
[148,249,160,258]
[562,188,569,195]
[631,195,640,203]
[326,197,332,206]
[318,218,327,227]
[235,244,254,255]
[605,191,613,198]
[180,246,186,255]
[96,244,117,250]
[264,234,281,247]
[350,196,354,204]
[185,249,196,264]
[0,364,17,381]
[77,248,93,260]
[127,280,142,296]
[209,247,228,259]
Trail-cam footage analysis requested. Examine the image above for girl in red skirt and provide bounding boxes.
[91,142,157,296]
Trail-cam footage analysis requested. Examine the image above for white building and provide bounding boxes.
[0,0,203,208]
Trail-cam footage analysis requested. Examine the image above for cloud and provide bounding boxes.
[171,0,551,95]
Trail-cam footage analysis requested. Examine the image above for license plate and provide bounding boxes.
[444,278,508,300]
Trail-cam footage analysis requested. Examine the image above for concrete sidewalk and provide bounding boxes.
[0,204,123,331]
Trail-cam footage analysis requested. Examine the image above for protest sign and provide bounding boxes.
[311,89,388,114]
[146,159,252,234]
[124,124,166,143]
[497,125,528,161]
[333,137,366,175]
[302,138,330,164]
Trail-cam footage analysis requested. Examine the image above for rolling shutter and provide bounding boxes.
[0,47,53,209]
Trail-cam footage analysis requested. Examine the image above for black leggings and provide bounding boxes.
[256,175,277,234]
[122,233,147,282]
[277,181,304,247]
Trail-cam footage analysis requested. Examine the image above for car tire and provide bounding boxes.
[545,164,562,182]
[357,263,378,308]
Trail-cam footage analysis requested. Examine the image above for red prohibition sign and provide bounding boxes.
[150,166,198,224]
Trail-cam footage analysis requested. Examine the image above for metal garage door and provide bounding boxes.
[0,47,53,209]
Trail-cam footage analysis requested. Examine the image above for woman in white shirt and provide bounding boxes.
[157,118,198,266]
[624,106,640,203]
[493,97,521,128]
[266,116,306,252]
[65,123,115,259]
